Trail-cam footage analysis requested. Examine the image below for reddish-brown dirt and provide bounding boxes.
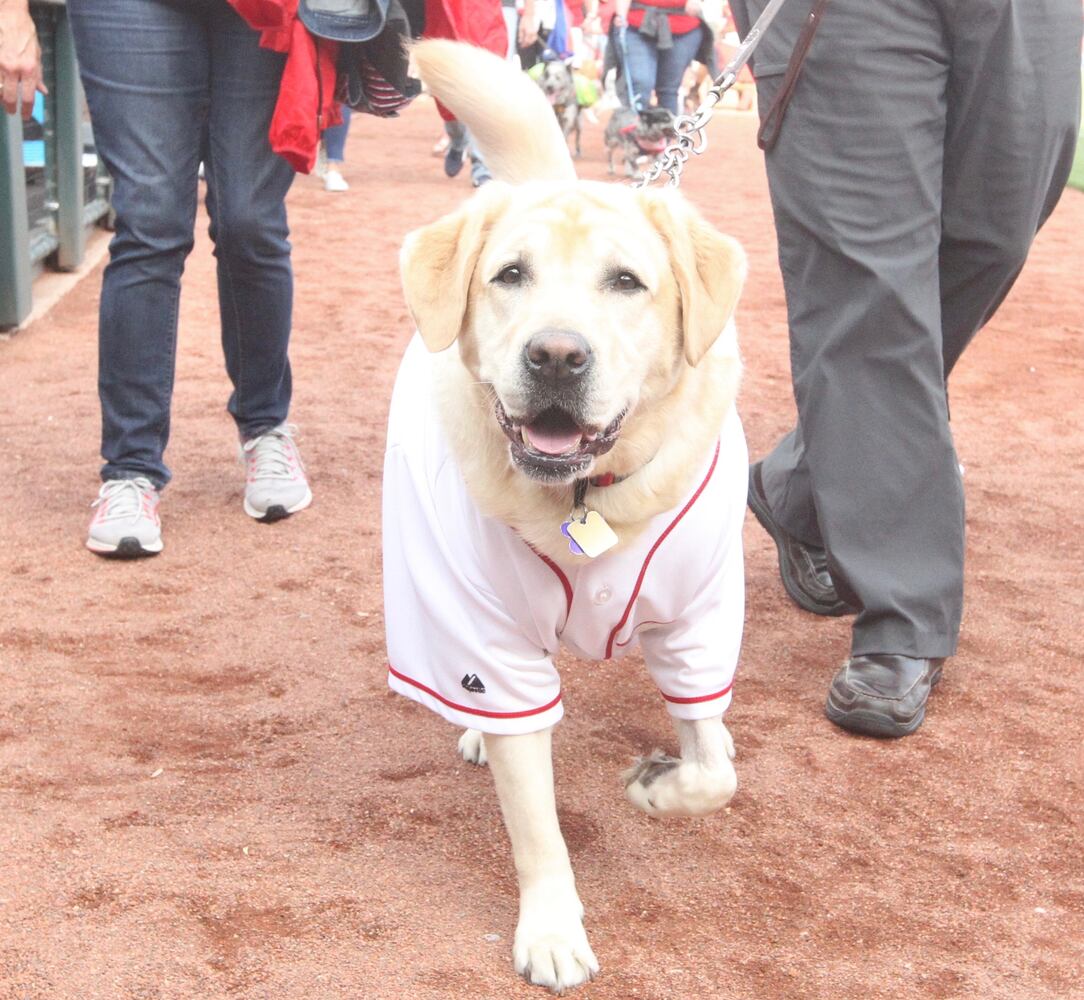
[1,99,1082,1000]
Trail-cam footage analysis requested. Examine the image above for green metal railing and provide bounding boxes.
[0,0,112,329]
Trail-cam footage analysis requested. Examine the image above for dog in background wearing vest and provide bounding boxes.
[388,39,748,994]
[604,105,676,180]
[534,57,582,159]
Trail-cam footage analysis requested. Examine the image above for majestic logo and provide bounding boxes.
[461,673,486,694]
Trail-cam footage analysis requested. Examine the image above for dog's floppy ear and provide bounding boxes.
[400,183,511,353]
[641,189,747,367]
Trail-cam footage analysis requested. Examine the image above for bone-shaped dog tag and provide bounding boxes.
[561,510,618,558]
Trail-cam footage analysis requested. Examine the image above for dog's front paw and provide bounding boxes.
[514,890,599,994]
[623,749,737,818]
[457,728,487,766]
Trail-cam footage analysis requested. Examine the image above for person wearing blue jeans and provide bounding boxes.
[65,0,313,558]
[443,118,492,188]
[614,0,704,114]
[321,104,352,191]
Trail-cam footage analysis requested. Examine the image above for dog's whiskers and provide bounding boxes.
[470,381,499,401]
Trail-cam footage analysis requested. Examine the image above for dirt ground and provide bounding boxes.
[1,98,1082,1000]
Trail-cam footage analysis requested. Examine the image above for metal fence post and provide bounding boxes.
[0,113,33,329]
[54,7,85,271]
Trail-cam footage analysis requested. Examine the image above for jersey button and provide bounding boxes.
[593,586,612,605]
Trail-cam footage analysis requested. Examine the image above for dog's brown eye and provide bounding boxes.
[611,271,644,293]
[494,264,524,286]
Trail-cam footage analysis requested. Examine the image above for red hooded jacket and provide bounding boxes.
[229,0,507,172]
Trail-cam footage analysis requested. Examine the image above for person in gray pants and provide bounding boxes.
[733,0,1082,737]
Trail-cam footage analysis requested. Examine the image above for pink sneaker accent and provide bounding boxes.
[86,477,163,557]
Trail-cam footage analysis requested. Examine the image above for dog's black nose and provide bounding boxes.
[524,330,593,384]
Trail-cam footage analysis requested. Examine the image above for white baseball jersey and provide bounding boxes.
[383,335,748,736]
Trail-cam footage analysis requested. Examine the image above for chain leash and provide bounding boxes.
[635,0,791,188]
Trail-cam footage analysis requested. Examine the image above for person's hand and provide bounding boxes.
[684,0,703,16]
[583,13,602,34]
[517,18,539,49]
[0,2,46,118]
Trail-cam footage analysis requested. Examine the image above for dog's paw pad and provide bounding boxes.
[622,749,680,790]
[457,728,487,766]
[624,752,737,818]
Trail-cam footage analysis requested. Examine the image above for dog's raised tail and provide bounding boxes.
[412,40,576,185]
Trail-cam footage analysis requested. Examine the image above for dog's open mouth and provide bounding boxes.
[495,400,626,482]
[638,137,669,154]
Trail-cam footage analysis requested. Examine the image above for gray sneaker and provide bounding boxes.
[241,423,312,522]
[86,477,163,557]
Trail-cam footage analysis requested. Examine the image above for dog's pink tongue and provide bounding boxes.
[524,425,582,455]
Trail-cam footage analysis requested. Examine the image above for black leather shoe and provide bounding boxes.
[747,463,851,616]
[825,654,944,738]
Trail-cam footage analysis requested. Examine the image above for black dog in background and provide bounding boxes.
[604,106,675,179]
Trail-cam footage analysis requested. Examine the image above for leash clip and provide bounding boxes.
[636,0,794,188]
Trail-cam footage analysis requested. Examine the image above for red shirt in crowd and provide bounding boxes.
[626,0,699,36]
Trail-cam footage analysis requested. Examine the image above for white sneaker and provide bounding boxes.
[241,423,312,522]
[324,168,349,192]
[86,477,163,557]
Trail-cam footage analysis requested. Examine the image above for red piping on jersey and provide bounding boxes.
[388,663,562,719]
[604,441,721,659]
[660,680,733,705]
[533,549,573,617]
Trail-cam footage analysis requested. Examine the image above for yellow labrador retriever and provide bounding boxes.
[385,40,748,993]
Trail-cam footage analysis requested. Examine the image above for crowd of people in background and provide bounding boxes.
[0,0,756,559]
[317,1,755,193]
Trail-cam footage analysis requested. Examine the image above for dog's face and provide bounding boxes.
[401,180,745,485]
[607,107,676,154]
[636,108,677,148]
[538,61,575,105]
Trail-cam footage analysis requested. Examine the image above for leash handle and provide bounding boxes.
[636,0,794,187]
[757,0,829,151]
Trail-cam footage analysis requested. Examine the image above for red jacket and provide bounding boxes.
[425,0,506,48]
[421,0,508,122]
[627,0,699,36]
[229,0,507,170]
[228,0,341,173]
